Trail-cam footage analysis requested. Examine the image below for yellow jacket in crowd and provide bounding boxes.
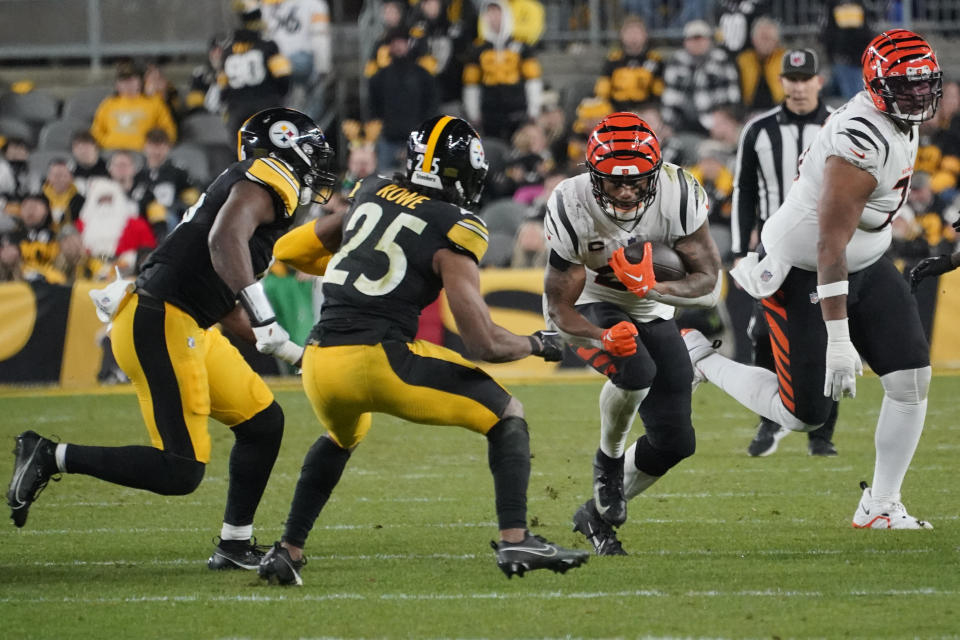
[90,94,177,151]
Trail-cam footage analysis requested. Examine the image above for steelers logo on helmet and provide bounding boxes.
[469,137,486,170]
[586,112,662,228]
[268,120,300,148]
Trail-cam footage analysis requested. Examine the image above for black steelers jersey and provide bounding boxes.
[314,176,489,346]
[136,156,300,328]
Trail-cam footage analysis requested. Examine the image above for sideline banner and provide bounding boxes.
[3,268,960,387]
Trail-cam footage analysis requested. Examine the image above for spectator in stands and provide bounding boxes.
[0,137,35,215]
[505,121,553,204]
[51,224,102,284]
[736,17,785,114]
[821,0,874,99]
[109,149,167,241]
[565,96,612,173]
[661,20,741,136]
[186,36,226,116]
[363,0,410,78]
[143,61,183,123]
[511,169,565,268]
[367,28,439,173]
[70,131,109,195]
[218,3,292,137]
[0,232,24,281]
[90,61,178,152]
[76,151,158,273]
[409,0,456,101]
[891,171,953,341]
[594,17,664,113]
[261,0,332,120]
[134,128,200,227]
[42,158,85,231]
[463,0,543,141]
[717,0,771,57]
[478,0,544,48]
[341,144,377,195]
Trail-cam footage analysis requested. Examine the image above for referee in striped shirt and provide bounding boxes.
[732,48,840,457]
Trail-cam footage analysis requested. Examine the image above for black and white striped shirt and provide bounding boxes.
[731,101,831,256]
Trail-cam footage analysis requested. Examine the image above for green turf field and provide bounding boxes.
[1,375,958,639]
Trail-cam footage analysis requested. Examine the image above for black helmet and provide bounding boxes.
[405,115,488,208]
[238,107,337,205]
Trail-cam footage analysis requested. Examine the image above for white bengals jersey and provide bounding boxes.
[544,164,709,323]
[761,91,918,272]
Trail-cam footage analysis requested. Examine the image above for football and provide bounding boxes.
[622,240,687,281]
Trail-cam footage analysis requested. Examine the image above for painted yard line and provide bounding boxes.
[0,546,939,569]
[1,587,957,606]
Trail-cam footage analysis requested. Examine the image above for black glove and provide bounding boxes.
[909,254,957,293]
[529,330,563,362]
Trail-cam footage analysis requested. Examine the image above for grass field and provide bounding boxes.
[1,374,959,640]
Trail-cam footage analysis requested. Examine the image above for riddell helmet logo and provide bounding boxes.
[268,121,299,148]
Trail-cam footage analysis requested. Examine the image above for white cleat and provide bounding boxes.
[852,482,932,530]
[680,329,716,391]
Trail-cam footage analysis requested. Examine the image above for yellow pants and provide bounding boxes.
[111,293,274,463]
[302,339,512,449]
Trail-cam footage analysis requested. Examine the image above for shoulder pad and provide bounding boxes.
[446,211,489,263]
[244,158,301,217]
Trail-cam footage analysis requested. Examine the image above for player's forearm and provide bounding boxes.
[210,235,256,293]
[816,241,849,321]
[654,271,717,298]
[546,302,602,341]
[463,327,535,363]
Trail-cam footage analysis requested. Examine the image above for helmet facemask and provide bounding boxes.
[588,163,660,227]
[292,137,337,205]
[872,73,943,124]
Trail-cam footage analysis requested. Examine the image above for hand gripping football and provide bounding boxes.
[622,240,687,282]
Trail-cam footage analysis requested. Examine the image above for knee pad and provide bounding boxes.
[635,429,696,476]
[486,416,530,454]
[880,366,932,404]
[646,427,697,464]
[160,453,206,495]
[233,401,284,447]
[612,355,657,391]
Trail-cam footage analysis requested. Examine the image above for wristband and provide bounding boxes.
[527,335,540,355]
[238,281,276,326]
[824,318,850,340]
[816,281,849,299]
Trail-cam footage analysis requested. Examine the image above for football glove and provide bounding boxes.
[529,330,563,362]
[824,319,862,400]
[252,322,305,366]
[910,254,958,292]
[609,244,657,298]
[600,321,639,357]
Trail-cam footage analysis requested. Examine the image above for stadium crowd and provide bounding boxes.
[1,0,958,367]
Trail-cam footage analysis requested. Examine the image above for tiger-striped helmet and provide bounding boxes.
[862,29,942,123]
[585,112,662,224]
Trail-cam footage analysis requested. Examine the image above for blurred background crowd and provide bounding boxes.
[2,0,959,377]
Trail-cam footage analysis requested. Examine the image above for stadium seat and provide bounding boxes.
[28,149,72,181]
[180,112,231,146]
[482,137,510,176]
[0,116,35,145]
[62,85,113,122]
[37,118,88,151]
[0,90,60,126]
[169,142,211,185]
[479,198,528,237]
[480,231,517,268]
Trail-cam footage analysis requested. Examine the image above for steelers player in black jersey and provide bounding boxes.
[256,115,589,584]
[7,108,338,572]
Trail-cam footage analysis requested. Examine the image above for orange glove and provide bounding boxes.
[609,244,657,297]
[600,321,639,357]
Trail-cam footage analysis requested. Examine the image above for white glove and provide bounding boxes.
[823,319,862,400]
[252,321,304,365]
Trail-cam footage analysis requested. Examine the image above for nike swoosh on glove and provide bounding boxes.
[609,244,657,297]
[600,321,639,357]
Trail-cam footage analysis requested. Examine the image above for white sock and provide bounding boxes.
[622,440,659,500]
[220,523,253,541]
[55,443,68,473]
[599,381,648,458]
[698,353,810,432]
[871,396,926,503]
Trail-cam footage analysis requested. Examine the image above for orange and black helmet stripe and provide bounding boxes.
[586,112,661,175]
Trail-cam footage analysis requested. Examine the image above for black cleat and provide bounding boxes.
[258,541,306,586]
[207,537,269,570]
[808,438,838,457]
[746,419,789,457]
[592,449,626,526]
[490,531,589,578]
[7,431,59,528]
[572,499,627,556]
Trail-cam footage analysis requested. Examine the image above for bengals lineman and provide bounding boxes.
[543,112,722,555]
[7,108,338,569]
[257,115,588,584]
[685,30,942,529]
